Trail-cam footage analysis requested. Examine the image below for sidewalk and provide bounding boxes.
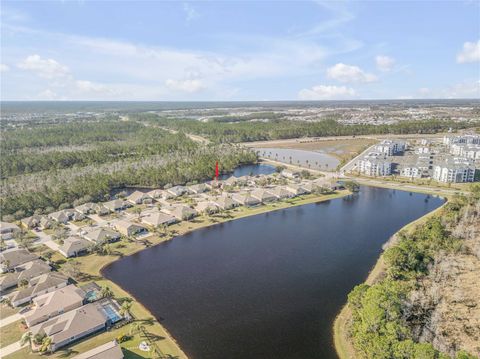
[0,313,21,329]
[0,341,27,358]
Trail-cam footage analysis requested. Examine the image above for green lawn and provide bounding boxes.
[0,320,25,348]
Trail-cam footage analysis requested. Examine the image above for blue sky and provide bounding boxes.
[1,1,479,101]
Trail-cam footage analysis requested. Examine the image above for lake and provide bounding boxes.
[103,186,444,359]
[255,148,340,171]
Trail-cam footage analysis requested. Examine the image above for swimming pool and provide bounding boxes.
[102,304,122,323]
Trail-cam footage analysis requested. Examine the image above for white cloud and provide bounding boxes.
[298,85,356,100]
[456,40,480,63]
[17,54,70,79]
[165,78,205,93]
[183,3,199,22]
[36,89,59,100]
[326,63,377,83]
[0,64,9,72]
[375,55,395,72]
[443,80,480,98]
[418,87,430,96]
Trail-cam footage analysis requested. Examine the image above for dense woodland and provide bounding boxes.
[136,114,477,143]
[0,119,257,219]
[347,185,480,359]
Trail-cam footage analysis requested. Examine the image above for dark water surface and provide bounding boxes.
[103,187,444,359]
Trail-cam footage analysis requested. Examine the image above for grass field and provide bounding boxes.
[0,320,25,348]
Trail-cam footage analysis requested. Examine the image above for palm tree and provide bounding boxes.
[40,336,52,353]
[20,332,32,347]
[120,301,133,320]
[100,286,114,299]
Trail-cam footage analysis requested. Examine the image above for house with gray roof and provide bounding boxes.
[21,215,41,229]
[23,284,86,327]
[232,193,261,207]
[59,236,92,258]
[127,191,153,205]
[29,300,115,351]
[48,210,70,224]
[211,196,237,210]
[0,249,39,272]
[285,184,308,196]
[0,259,51,292]
[169,205,198,221]
[9,272,69,307]
[250,189,277,203]
[72,340,124,359]
[75,203,95,215]
[0,222,20,240]
[195,201,219,214]
[83,228,121,244]
[270,186,295,199]
[103,199,130,212]
[166,185,187,197]
[188,183,208,194]
[141,212,177,227]
[113,220,148,237]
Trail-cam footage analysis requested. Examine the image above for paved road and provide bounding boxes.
[0,314,21,328]
[0,341,27,358]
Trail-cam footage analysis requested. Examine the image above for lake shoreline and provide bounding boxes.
[332,197,449,359]
[78,190,351,359]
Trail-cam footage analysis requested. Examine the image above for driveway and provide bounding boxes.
[0,313,21,328]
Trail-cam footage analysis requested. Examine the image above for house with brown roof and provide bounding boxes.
[195,201,219,214]
[48,210,70,224]
[103,199,129,212]
[21,215,41,229]
[8,272,69,307]
[211,196,237,210]
[23,284,86,327]
[168,205,198,221]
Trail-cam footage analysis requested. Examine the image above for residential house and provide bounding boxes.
[0,222,20,240]
[83,228,121,244]
[59,236,92,258]
[127,191,153,205]
[114,220,148,237]
[48,210,70,224]
[195,201,219,214]
[281,169,300,179]
[270,186,295,199]
[8,272,69,307]
[21,215,41,229]
[250,189,277,203]
[93,204,110,216]
[103,199,129,213]
[223,176,238,187]
[23,284,86,327]
[0,249,38,272]
[232,193,261,207]
[146,189,164,199]
[166,186,187,197]
[29,300,119,351]
[285,184,308,196]
[141,212,177,227]
[188,183,208,194]
[72,340,124,359]
[0,259,51,292]
[169,205,198,221]
[39,216,54,230]
[74,203,95,215]
[211,196,237,210]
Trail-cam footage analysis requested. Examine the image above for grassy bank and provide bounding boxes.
[5,190,349,359]
[333,197,450,359]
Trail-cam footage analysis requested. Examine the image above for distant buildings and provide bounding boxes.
[374,140,405,156]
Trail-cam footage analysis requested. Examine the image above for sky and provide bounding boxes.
[1,0,479,101]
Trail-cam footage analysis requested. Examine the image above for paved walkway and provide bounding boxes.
[0,313,21,328]
[0,341,27,358]
[43,240,59,251]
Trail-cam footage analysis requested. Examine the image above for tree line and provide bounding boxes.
[137,114,477,143]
